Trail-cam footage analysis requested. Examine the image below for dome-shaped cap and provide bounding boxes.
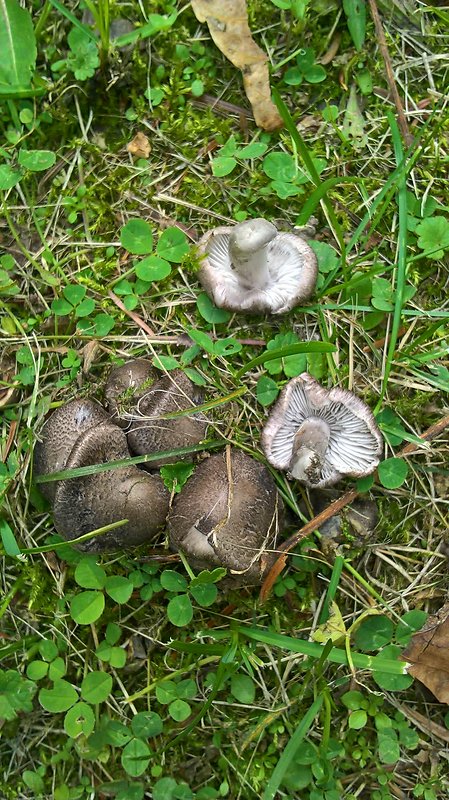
[168,448,283,583]
[125,370,208,467]
[262,373,383,488]
[33,399,111,502]
[53,422,169,551]
[104,358,158,426]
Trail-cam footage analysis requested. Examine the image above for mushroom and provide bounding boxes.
[33,399,111,502]
[121,369,209,467]
[168,448,283,582]
[52,421,169,551]
[262,373,383,488]
[197,217,318,314]
[104,358,158,427]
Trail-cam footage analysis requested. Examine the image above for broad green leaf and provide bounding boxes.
[74,558,106,589]
[131,710,163,739]
[0,669,36,720]
[0,164,21,190]
[39,679,78,713]
[161,569,188,592]
[121,738,151,777]
[353,616,394,651]
[230,674,256,704]
[156,227,189,263]
[372,645,413,691]
[378,458,409,489]
[196,292,231,324]
[63,284,86,305]
[80,671,113,704]
[167,593,193,627]
[0,516,20,556]
[211,156,237,177]
[22,771,44,793]
[120,219,153,255]
[74,298,95,318]
[135,255,171,281]
[104,576,134,604]
[348,710,367,729]
[190,583,217,607]
[237,142,268,159]
[263,152,296,182]
[70,590,105,624]
[187,328,215,354]
[18,149,56,172]
[343,0,366,51]
[168,698,191,722]
[0,0,36,87]
[64,701,95,738]
[26,660,48,681]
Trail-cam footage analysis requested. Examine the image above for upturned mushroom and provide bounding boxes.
[52,421,169,551]
[168,448,283,582]
[104,358,157,426]
[118,369,209,467]
[33,398,111,501]
[197,217,318,314]
[262,373,383,488]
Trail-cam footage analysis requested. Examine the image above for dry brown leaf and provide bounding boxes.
[402,603,449,704]
[127,131,151,159]
[190,0,282,131]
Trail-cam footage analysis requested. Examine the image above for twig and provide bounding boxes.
[367,0,413,146]
[260,412,449,602]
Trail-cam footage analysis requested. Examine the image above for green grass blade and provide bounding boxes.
[238,626,407,674]
[319,554,344,625]
[262,695,323,800]
[48,0,97,40]
[235,342,336,379]
[375,112,408,412]
[34,439,225,484]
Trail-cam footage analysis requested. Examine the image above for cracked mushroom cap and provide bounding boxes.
[53,421,169,552]
[104,358,158,426]
[168,448,283,583]
[262,373,383,489]
[33,399,111,502]
[124,369,208,467]
[197,218,318,314]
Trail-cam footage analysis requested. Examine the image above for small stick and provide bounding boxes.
[260,412,449,601]
[108,290,156,337]
[367,0,413,146]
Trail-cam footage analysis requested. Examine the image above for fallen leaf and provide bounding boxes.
[312,602,346,645]
[190,0,283,131]
[127,131,151,159]
[402,603,449,703]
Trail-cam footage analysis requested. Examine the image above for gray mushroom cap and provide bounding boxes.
[33,399,111,502]
[104,358,158,427]
[197,217,318,314]
[262,373,383,488]
[168,448,283,583]
[124,369,208,467]
[53,421,169,552]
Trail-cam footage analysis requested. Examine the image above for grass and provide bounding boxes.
[1,1,449,799]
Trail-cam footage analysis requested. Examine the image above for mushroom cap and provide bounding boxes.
[197,220,318,314]
[262,373,383,488]
[53,421,169,552]
[104,358,157,426]
[168,448,283,583]
[33,399,111,502]
[125,370,208,467]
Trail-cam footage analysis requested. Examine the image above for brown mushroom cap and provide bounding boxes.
[168,448,283,583]
[125,369,208,467]
[262,373,383,488]
[53,422,169,551]
[197,218,318,314]
[33,399,111,502]
[104,358,158,426]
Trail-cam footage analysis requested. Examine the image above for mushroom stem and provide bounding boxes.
[289,417,331,484]
[228,219,277,289]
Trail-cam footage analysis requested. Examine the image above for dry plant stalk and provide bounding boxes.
[260,413,449,601]
[190,0,283,131]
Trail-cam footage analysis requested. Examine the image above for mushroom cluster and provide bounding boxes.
[34,360,284,583]
[33,360,208,553]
